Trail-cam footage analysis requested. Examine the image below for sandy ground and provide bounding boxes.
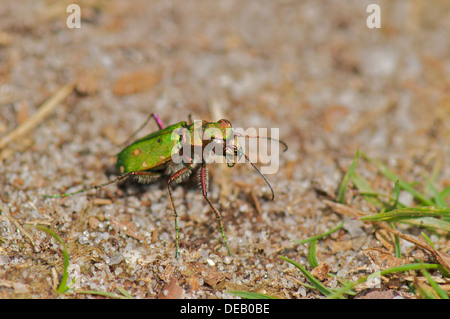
[0,0,449,299]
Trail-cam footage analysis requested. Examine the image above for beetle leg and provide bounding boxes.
[179,128,193,164]
[167,166,192,258]
[199,164,231,256]
[151,113,165,130]
[137,112,164,130]
[119,113,165,148]
[43,171,136,198]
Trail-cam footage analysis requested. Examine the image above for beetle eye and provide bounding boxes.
[218,119,232,128]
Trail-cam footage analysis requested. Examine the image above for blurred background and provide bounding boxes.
[0,0,449,298]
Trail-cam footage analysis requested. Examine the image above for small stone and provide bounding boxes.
[107,252,124,265]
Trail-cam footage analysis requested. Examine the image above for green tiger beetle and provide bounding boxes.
[44,113,287,257]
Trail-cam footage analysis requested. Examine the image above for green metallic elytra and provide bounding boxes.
[43,113,287,258]
[117,122,188,174]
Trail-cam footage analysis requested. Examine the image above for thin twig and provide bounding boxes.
[0,82,75,150]
[0,202,37,251]
[250,189,263,222]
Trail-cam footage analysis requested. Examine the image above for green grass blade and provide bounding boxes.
[415,283,437,299]
[440,187,450,221]
[328,263,442,299]
[117,286,134,299]
[293,221,344,244]
[421,270,449,299]
[280,256,341,298]
[421,232,435,249]
[440,186,450,198]
[227,291,277,299]
[403,217,450,232]
[386,180,400,211]
[337,149,359,203]
[359,207,450,222]
[360,153,434,206]
[351,173,384,207]
[34,225,71,294]
[429,184,448,208]
[390,223,401,258]
[307,240,319,268]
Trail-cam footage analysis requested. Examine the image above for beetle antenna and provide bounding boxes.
[238,149,275,201]
[234,132,288,152]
